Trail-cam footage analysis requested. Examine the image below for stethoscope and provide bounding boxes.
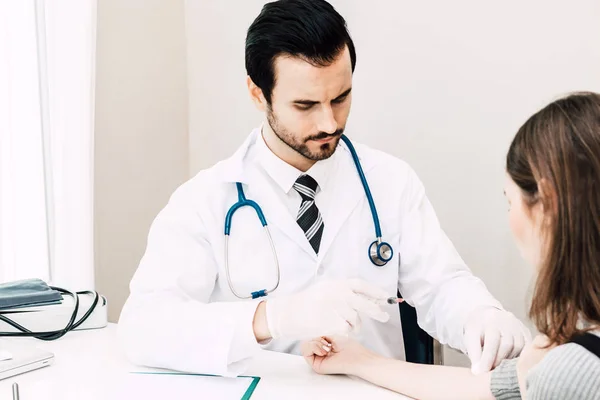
[224,134,394,299]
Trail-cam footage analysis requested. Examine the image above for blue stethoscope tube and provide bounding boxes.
[224,134,394,299]
[339,136,394,267]
[224,183,280,299]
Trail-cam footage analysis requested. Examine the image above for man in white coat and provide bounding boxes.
[119,0,530,377]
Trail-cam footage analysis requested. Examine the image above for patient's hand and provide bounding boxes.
[301,336,380,376]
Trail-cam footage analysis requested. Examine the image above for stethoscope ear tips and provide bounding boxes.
[369,240,394,267]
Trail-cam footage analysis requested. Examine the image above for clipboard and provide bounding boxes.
[130,371,261,400]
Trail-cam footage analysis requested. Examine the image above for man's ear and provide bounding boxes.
[247,76,267,112]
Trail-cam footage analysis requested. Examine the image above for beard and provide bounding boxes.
[266,107,343,161]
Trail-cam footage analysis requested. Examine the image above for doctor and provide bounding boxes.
[118,0,529,377]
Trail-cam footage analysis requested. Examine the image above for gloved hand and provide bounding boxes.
[265,279,390,340]
[463,307,531,375]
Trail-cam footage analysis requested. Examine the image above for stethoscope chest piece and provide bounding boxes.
[369,239,394,267]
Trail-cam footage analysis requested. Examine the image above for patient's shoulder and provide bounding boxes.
[527,341,600,400]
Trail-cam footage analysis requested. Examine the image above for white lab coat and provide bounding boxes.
[118,128,501,376]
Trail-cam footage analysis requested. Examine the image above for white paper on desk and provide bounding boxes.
[0,349,12,361]
[106,372,256,400]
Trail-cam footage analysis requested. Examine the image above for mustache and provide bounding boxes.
[306,128,344,141]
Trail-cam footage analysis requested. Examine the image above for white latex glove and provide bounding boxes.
[265,279,390,340]
[463,307,532,375]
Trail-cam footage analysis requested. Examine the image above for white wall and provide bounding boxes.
[94,0,189,322]
[185,0,600,365]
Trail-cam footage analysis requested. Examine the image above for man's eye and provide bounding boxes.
[296,105,313,111]
[332,96,347,104]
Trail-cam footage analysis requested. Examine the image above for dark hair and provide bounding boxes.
[245,0,356,104]
[507,92,600,345]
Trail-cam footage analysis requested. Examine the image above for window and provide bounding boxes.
[0,0,96,290]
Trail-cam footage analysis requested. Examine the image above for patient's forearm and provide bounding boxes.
[351,356,495,400]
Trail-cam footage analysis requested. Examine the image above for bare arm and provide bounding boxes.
[353,355,495,400]
[303,338,496,400]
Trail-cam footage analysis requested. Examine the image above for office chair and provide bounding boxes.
[398,291,440,365]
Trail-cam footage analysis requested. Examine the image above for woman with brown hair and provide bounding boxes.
[301,92,600,399]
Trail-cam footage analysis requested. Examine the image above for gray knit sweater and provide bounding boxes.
[490,341,600,399]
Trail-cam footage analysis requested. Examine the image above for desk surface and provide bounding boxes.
[0,324,409,399]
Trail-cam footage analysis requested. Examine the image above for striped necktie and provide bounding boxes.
[293,174,324,254]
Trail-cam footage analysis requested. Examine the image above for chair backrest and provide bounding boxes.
[398,291,434,364]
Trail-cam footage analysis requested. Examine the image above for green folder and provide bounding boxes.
[131,371,261,400]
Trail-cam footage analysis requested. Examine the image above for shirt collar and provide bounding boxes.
[256,129,334,194]
[304,150,333,193]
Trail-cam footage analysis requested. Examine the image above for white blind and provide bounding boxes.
[0,0,96,290]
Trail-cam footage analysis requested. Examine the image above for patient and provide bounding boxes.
[302,92,600,399]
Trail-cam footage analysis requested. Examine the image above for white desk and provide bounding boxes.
[0,324,410,399]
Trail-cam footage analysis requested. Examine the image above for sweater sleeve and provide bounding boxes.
[490,358,521,400]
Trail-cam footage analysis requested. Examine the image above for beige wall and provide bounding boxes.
[94,0,189,322]
[185,0,600,365]
[185,0,264,174]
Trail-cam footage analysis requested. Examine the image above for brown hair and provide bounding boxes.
[507,92,600,345]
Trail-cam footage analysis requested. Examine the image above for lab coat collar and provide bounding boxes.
[218,129,259,184]
[315,143,368,261]
[255,130,302,194]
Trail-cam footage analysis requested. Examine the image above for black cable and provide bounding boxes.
[70,290,99,330]
[0,287,101,340]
